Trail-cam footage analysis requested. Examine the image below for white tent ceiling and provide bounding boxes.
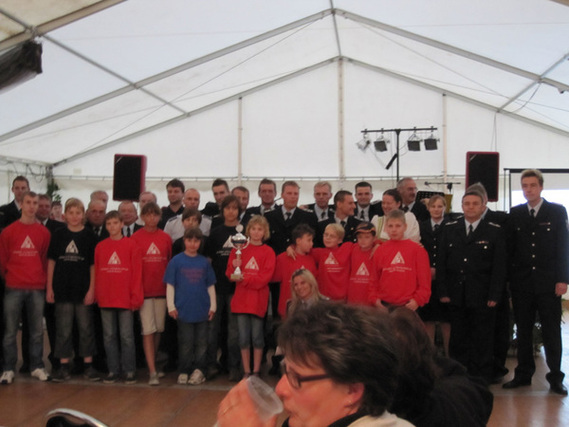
[0,0,568,202]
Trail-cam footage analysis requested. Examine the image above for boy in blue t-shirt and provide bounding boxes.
[164,227,216,386]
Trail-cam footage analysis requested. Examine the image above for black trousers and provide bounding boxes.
[511,289,564,384]
[449,304,496,381]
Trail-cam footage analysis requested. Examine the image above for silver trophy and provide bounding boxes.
[230,224,249,281]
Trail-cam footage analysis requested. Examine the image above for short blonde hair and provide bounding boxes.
[246,215,270,241]
[325,223,345,240]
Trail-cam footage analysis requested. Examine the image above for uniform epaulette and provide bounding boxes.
[487,222,501,228]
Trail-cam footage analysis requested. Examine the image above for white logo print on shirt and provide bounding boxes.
[244,257,259,270]
[324,253,339,265]
[146,242,161,255]
[65,240,79,254]
[21,236,35,249]
[390,251,405,265]
[108,252,121,265]
[355,262,370,276]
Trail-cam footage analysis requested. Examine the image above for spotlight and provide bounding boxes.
[424,127,438,150]
[407,131,422,152]
[424,137,438,150]
[373,133,389,152]
[357,138,371,151]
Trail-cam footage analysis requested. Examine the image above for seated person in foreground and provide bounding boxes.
[216,302,413,427]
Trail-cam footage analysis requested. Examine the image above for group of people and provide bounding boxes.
[0,169,566,421]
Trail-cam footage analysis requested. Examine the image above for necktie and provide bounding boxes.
[126,226,131,237]
[468,224,473,236]
[360,210,365,220]
[95,226,101,236]
[402,206,409,213]
[321,211,326,219]
[530,208,535,218]
[434,224,439,232]
[285,212,292,222]
[341,220,346,228]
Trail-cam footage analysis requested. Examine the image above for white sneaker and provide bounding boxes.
[149,372,160,386]
[188,369,206,385]
[1,370,14,385]
[177,373,188,384]
[31,368,50,382]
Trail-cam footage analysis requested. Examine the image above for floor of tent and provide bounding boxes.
[1,315,569,427]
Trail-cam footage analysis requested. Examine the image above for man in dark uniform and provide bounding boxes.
[503,169,568,395]
[0,175,29,231]
[305,181,334,223]
[437,189,506,382]
[354,181,383,221]
[398,177,430,222]
[245,178,279,217]
[85,199,109,243]
[467,182,511,382]
[315,190,361,247]
[265,181,317,255]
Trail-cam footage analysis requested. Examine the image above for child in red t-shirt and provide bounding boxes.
[347,222,377,306]
[272,224,317,319]
[226,215,275,377]
[95,210,143,384]
[311,223,352,301]
[131,202,172,385]
[369,210,431,311]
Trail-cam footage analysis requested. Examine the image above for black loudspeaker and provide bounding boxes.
[465,151,499,202]
[113,154,147,201]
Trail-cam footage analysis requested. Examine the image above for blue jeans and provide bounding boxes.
[2,289,45,371]
[237,313,264,349]
[178,320,208,374]
[100,308,135,374]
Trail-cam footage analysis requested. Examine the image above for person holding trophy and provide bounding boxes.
[226,215,276,379]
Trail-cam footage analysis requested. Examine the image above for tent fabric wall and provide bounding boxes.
[1,0,568,212]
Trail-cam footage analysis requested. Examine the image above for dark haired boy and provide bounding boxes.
[165,227,216,385]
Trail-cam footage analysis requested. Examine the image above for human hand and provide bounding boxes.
[405,299,419,311]
[169,309,178,320]
[217,380,278,427]
[555,282,568,297]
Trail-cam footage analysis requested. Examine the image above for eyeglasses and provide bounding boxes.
[280,360,330,389]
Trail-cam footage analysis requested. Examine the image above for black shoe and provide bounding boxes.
[549,382,568,396]
[503,378,531,389]
[52,367,71,383]
[103,373,119,384]
[83,367,101,382]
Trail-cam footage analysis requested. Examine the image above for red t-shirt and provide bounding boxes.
[0,221,50,290]
[369,239,431,306]
[272,252,317,318]
[347,244,375,306]
[227,244,275,318]
[312,243,353,301]
[95,237,143,310]
[131,228,172,297]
